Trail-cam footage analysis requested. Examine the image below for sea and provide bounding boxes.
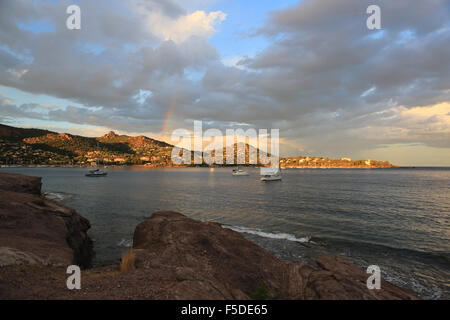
[1,166,449,299]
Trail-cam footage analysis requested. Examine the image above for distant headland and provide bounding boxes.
[0,124,397,168]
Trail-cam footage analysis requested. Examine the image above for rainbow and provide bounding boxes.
[161,95,176,137]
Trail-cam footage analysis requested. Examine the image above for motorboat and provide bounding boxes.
[85,168,108,177]
[232,168,249,176]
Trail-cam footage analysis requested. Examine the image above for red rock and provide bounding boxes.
[0,173,93,268]
[103,131,119,139]
[0,172,41,195]
[131,211,420,300]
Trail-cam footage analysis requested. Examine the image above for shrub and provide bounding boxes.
[120,250,135,273]
[249,282,280,300]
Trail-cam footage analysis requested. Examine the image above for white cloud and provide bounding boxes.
[146,10,226,43]
[403,102,450,119]
[7,68,28,79]
[222,56,248,70]
[360,86,376,98]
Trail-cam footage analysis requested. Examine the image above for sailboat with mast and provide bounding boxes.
[260,158,282,181]
[85,142,108,177]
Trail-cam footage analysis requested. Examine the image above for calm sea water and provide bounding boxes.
[1,167,449,299]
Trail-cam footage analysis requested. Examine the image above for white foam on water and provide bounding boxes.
[44,192,68,201]
[226,225,310,243]
[384,272,442,300]
[117,238,133,248]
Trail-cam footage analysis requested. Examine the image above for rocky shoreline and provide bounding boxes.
[0,173,419,300]
[0,173,93,269]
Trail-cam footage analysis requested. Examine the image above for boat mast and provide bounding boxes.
[96,141,100,168]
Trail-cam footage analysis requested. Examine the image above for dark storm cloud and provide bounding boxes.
[136,0,186,18]
[0,0,449,155]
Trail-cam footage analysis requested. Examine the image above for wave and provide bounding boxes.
[383,273,443,300]
[117,238,133,248]
[43,191,70,202]
[226,225,310,243]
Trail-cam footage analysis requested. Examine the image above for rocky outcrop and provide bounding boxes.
[0,173,93,269]
[102,131,118,139]
[0,172,41,195]
[130,211,419,300]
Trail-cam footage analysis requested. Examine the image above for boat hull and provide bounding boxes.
[261,177,282,181]
[85,173,108,177]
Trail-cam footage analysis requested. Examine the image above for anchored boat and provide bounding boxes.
[260,168,282,181]
[85,142,107,177]
[85,168,108,177]
[232,168,249,176]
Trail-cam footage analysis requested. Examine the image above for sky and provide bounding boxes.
[0,0,449,166]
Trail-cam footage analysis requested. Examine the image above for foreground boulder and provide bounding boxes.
[0,173,93,269]
[130,211,419,300]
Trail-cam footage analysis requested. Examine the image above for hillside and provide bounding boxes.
[0,124,397,168]
[0,125,52,141]
[0,124,173,166]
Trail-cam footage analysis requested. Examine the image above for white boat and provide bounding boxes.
[86,142,107,177]
[260,169,282,181]
[232,168,249,176]
[85,168,108,177]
